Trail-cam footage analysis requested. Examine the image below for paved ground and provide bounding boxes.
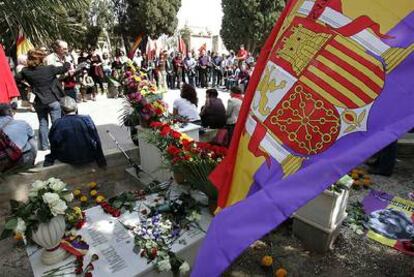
[13,88,231,165]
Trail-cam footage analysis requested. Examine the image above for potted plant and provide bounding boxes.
[1,178,74,265]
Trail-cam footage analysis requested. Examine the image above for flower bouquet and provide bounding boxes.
[1,178,74,265]
[124,76,168,128]
[147,122,227,207]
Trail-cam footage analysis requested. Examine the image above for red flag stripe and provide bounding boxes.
[330,39,384,79]
[320,49,383,93]
[302,69,361,108]
[311,59,377,104]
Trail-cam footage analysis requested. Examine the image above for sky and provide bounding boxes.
[177,0,223,34]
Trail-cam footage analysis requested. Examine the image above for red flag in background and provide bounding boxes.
[0,45,20,102]
[178,36,187,55]
[146,38,157,60]
[198,43,207,55]
[128,34,144,59]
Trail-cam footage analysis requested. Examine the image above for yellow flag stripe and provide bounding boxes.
[316,55,379,100]
[334,36,380,66]
[300,76,346,107]
[308,65,366,107]
[325,45,384,87]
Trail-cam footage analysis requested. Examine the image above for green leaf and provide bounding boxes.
[112,200,123,209]
[4,218,18,230]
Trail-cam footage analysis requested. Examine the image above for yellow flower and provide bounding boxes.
[261,255,273,267]
[88,182,97,189]
[73,189,82,197]
[80,195,88,203]
[275,268,287,277]
[180,133,193,142]
[73,207,82,215]
[90,190,98,198]
[96,195,105,204]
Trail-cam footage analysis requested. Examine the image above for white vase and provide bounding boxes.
[31,215,69,265]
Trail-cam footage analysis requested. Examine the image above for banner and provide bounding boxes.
[192,0,414,276]
[0,45,20,103]
[363,190,414,256]
[16,29,34,58]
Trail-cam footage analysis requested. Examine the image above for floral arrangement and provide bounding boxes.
[0,178,73,241]
[123,65,168,127]
[147,121,227,203]
[121,192,202,274]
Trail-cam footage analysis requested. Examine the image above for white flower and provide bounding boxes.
[48,178,66,192]
[157,258,171,272]
[62,192,74,202]
[50,200,68,216]
[14,218,26,234]
[179,262,190,274]
[29,180,47,197]
[42,192,61,204]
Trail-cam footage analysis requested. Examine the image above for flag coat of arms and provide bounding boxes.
[192,0,414,276]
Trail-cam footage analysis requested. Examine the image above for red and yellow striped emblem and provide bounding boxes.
[300,36,385,109]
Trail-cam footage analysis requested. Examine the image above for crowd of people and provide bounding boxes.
[1,39,252,174]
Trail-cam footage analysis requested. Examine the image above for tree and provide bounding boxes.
[221,0,285,54]
[0,0,89,52]
[123,0,181,41]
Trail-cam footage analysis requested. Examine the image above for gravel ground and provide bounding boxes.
[224,156,414,277]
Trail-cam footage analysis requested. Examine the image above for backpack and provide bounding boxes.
[0,119,23,172]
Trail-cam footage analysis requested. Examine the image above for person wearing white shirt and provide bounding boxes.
[173,83,200,123]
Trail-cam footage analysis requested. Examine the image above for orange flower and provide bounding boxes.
[275,268,287,277]
[80,195,88,203]
[261,255,273,267]
[14,233,23,241]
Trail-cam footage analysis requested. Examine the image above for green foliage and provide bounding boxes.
[123,0,181,39]
[221,0,285,54]
[0,0,89,51]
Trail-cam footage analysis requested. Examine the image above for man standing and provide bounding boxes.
[45,40,69,67]
[198,50,209,88]
[173,53,184,89]
[211,52,223,88]
[236,44,248,64]
[184,52,196,87]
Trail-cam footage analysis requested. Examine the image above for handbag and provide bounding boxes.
[0,119,23,172]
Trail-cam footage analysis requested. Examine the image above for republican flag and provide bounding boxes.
[178,36,187,55]
[192,0,414,276]
[16,29,34,58]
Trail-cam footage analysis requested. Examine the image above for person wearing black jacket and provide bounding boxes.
[44,97,106,168]
[200,89,226,129]
[19,49,70,150]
